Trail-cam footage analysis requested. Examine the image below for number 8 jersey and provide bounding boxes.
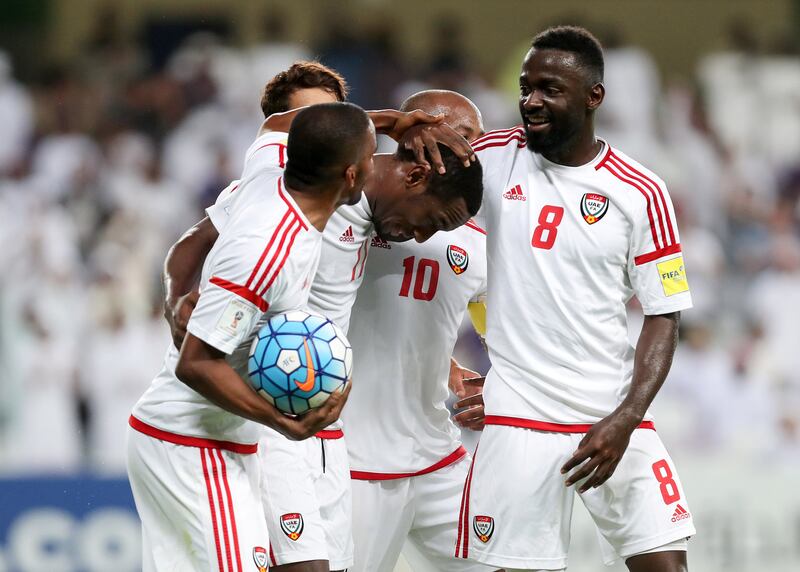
[474,127,692,425]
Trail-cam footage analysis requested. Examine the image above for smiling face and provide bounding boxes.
[519,48,599,157]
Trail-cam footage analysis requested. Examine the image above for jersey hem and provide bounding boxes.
[128,415,258,454]
[350,445,467,480]
[607,525,695,566]
[464,550,567,569]
[483,416,656,433]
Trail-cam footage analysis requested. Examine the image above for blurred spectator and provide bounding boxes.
[0,50,34,176]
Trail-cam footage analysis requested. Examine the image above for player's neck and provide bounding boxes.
[284,182,344,233]
[541,129,602,167]
[363,154,395,213]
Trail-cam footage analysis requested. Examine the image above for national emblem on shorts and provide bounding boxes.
[580,192,609,224]
[473,515,494,542]
[447,244,469,275]
[252,546,268,571]
[280,513,304,541]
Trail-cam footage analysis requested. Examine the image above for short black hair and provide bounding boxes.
[284,102,371,188]
[396,144,483,216]
[531,25,604,84]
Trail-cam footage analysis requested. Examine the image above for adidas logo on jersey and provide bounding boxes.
[503,184,526,201]
[370,235,391,249]
[671,504,690,523]
[339,226,355,243]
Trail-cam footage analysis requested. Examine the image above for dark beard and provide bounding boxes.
[524,119,581,160]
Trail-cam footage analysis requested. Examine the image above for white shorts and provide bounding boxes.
[457,425,695,570]
[260,429,353,570]
[351,455,494,572]
[126,425,269,572]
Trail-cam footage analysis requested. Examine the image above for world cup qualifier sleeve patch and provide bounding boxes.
[656,256,689,296]
[473,515,494,542]
[580,193,609,224]
[280,513,304,541]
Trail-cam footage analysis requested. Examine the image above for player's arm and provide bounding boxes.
[563,174,690,491]
[176,334,348,440]
[562,313,679,492]
[260,107,474,174]
[163,217,219,349]
[449,357,486,431]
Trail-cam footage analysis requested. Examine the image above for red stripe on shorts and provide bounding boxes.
[217,449,243,572]
[201,449,225,572]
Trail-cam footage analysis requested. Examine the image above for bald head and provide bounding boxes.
[399,89,484,142]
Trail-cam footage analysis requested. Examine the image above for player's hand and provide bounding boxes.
[452,383,486,431]
[282,383,352,441]
[382,109,443,141]
[166,290,199,349]
[561,411,640,493]
[400,123,476,174]
[449,360,482,399]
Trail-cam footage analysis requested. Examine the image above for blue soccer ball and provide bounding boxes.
[248,309,352,415]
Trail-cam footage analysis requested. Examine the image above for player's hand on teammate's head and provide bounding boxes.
[400,123,476,175]
[383,109,443,141]
[452,389,486,431]
[282,382,352,441]
[167,290,200,350]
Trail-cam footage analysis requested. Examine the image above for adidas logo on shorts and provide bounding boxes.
[671,504,690,523]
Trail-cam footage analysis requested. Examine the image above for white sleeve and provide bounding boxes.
[187,225,287,354]
[627,181,693,315]
[206,179,241,232]
[243,131,288,173]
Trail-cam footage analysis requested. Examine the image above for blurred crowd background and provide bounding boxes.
[0,0,799,491]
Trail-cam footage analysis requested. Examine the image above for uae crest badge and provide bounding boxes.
[252,547,268,572]
[280,513,304,541]
[473,515,494,543]
[580,193,609,224]
[447,245,469,275]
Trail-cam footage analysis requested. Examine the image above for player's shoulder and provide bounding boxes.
[594,142,671,211]
[243,130,289,171]
[472,126,527,155]
[461,218,487,242]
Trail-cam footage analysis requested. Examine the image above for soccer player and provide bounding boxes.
[126,102,374,571]
[164,72,483,572]
[456,26,695,572]
[344,89,496,572]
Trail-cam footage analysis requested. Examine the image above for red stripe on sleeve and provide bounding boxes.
[258,222,302,296]
[633,243,682,266]
[210,276,269,312]
[601,161,662,250]
[245,209,292,288]
[278,179,308,230]
[473,135,526,153]
[464,220,486,235]
[608,154,669,249]
[609,153,676,245]
[250,217,299,294]
[471,126,525,147]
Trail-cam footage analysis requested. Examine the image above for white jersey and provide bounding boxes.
[474,127,692,425]
[132,138,321,447]
[206,132,374,433]
[345,222,487,476]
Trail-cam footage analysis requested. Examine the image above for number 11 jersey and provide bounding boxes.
[474,127,693,425]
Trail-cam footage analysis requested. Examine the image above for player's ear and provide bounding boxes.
[404,163,430,193]
[587,82,604,111]
[344,164,357,189]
